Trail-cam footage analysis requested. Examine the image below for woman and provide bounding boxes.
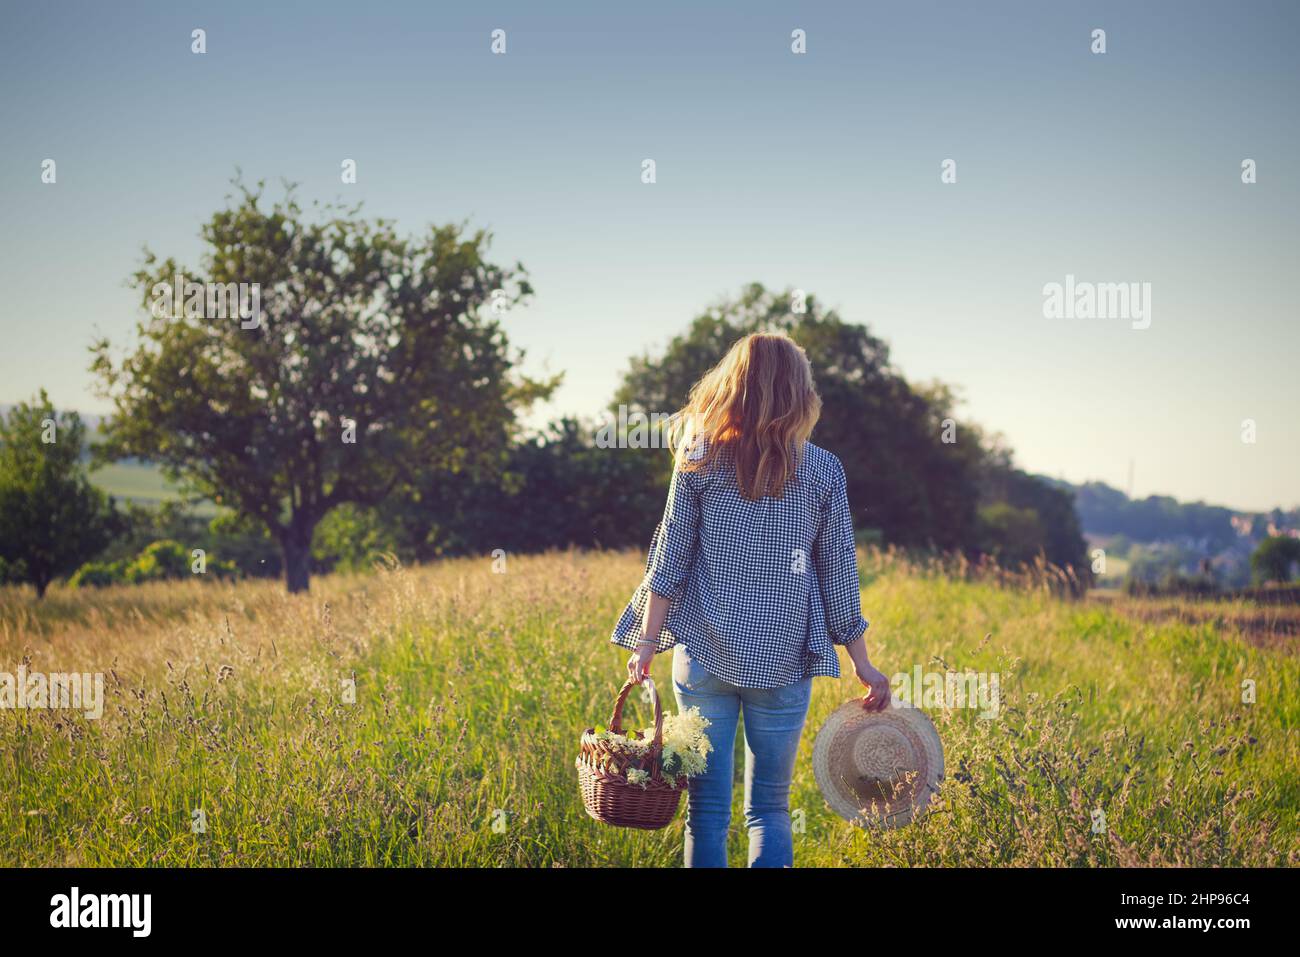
[610,331,891,868]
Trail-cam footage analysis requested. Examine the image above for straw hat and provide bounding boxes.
[812,699,944,828]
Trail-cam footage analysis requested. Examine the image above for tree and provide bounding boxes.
[1250,536,1300,584]
[357,417,666,559]
[92,179,551,592]
[981,469,1090,573]
[975,502,1049,567]
[614,283,985,550]
[0,392,118,598]
[486,417,666,552]
[1071,482,1236,549]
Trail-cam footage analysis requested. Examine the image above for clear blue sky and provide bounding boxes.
[1,0,1296,512]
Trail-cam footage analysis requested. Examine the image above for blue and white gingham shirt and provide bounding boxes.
[611,440,868,689]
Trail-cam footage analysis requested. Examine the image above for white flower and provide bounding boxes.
[639,706,713,779]
[595,708,713,782]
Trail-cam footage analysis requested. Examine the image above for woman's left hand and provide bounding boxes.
[627,642,655,683]
[854,660,892,712]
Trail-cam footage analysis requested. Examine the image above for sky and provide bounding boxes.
[1,0,1296,512]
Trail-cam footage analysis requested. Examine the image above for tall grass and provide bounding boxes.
[1,551,1295,866]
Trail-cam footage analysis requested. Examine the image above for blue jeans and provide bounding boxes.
[671,644,813,868]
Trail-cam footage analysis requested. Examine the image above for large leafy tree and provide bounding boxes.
[614,283,986,550]
[93,180,550,592]
[0,392,118,598]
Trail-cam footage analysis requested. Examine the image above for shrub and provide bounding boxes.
[70,540,238,588]
[123,540,191,584]
[69,560,128,589]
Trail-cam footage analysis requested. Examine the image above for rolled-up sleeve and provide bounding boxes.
[813,462,868,646]
[644,465,701,600]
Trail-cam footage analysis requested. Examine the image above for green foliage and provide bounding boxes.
[99,500,208,564]
[68,560,128,589]
[70,539,237,589]
[0,392,120,598]
[312,504,395,573]
[208,511,281,578]
[612,283,1087,571]
[1074,481,1238,549]
[78,262,1094,574]
[982,469,1090,573]
[976,503,1048,566]
[1250,535,1300,584]
[99,500,276,580]
[329,417,665,560]
[615,283,985,550]
[91,177,553,593]
[454,418,664,553]
[122,539,191,583]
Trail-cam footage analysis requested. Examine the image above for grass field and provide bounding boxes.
[1,551,1296,867]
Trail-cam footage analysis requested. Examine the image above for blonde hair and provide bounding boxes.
[672,332,821,499]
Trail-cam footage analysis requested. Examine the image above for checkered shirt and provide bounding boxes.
[610,440,868,689]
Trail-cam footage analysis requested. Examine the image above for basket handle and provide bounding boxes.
[609,676,666,778]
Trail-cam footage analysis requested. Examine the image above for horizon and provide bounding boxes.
[2,0,1297,512]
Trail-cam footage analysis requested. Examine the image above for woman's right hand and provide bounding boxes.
[627,641,655,683]
[854,659,892,712]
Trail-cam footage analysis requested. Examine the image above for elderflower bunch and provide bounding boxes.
[625,768,650,789]
[590,708,713,787]
[641,706,712,780]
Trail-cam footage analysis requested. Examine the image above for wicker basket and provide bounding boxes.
[576,676,685,829]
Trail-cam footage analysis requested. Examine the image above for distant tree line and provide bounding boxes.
[1071,479,1299,591]
[1072,481,1298,550]
[0,186,1092,597]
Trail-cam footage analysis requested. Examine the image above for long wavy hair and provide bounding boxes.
[671,332,821,499]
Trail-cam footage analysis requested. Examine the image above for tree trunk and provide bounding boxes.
[280,523,314,594]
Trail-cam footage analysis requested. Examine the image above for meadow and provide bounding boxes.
[1,550,1295,867]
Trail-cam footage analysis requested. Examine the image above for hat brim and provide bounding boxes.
[812,699,944,828]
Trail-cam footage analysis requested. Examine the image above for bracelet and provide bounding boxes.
[636,640,655,648]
